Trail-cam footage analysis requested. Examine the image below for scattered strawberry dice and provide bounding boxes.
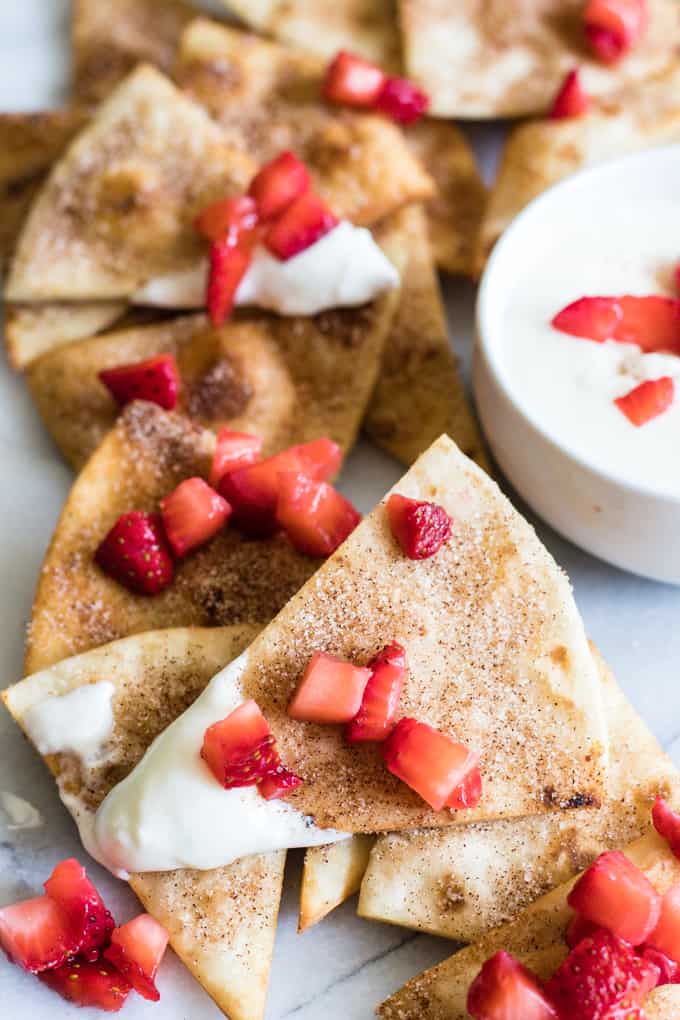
[639,945,680,986]
[219,437,341,538]
[382,717,480,812]
[345,642,406,743]
[103,914,168,1002]
[209,429,262,488]
[258,766,304,801]
[99,354,180,411]
[248,151,311,221]
[467,951,558,1020]
[0,895,77,973]
[567,850,661,946]
[201,700,279,788]
[614,377,675,427]
[323,51,386,107]
[275,471,361,558]
[552,295,680,352]
[206,237,253,327]
[446,765,483,811]
[194,194,259,244]
[652,795,680,861]
[160,477,231,558]
[552,296,623,342]
[40,957,131,1012]
[95,511,174,595]
[549,69,590,119]
[546,929,659,1018]
[265,190,338,261]
[646,882,680,966]
[375,76,429,124]
[44,858,114,961]
[584,0,648,64]
[387,493,452,560]
[288,651,372,724]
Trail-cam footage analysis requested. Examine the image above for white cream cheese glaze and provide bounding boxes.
[23,682,115,763]
[133,220,399,316]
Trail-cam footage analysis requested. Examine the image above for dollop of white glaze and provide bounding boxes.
[23,682,115,763]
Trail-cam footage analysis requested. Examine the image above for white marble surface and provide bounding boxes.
[1,2,680,1017]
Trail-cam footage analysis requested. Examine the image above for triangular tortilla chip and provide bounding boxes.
[377,830,680,1019]
[72,0,195,105]
[299,835,375,932]
[359,648,680,940]
[191,434,606,833]
[6,302,127,370]
[474,65,680,274]
[5,65,256,302]
[2,626,286,1020]
[364,204,488,469]
[399,0,680,119]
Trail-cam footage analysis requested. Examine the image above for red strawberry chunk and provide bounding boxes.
[387,493,452,560]
[652,795,680,861]
[95,511,173,595]
[549,69,590,119]
[584,0,647,64]
[288,651,372,724]
[382,718,480,812]
[567,850,661,946]
[468,951,558,1020]
[566,914,601,949]
[194,194,259,243]
[258,766,304,801]
[209,429,262,488]
[265,190,338,261]
[40,957,131,1012]
[99,353,179,411]
[552,296,623,342]
[0,895,76,973]
[160,477,231,558]
[201,700,279,788]
[614,377,675,427]
[276,471,361,558]
[375,77,430,124]
[639,945,680,986]
[219,437,342,538]
[546,929,659,1019]
[206,237,252,327]
[248,151,311,221]
[345,642,406,743]
[446,765,483,810]
[103,913,168,1002]
[647,883,680,966]
[552,295,680,351]
[44,858,114,961]
[322,50,386,107]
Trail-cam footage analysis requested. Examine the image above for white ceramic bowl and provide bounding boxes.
[474,146,680,585]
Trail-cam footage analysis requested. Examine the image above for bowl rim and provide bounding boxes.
[475,143,680,506]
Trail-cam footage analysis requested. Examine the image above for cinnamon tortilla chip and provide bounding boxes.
[399,0,680,119]
[378,830,680,1019]
[6,302,126,370]
[299,836,375,932]
[359,648,680,940]
[2,626,286,1020]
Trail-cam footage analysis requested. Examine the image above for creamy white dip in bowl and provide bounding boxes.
[475,146,680,584]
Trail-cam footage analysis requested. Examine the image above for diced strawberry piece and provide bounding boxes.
[345,642,406,743]
[219,437,342,538]
[640,945,680,986]
[549,69,590,119]
[288,652,372,724]
[160,477,231,558]
[206,238,252,327]
[446,765,483,811]
[276,472,361,558]
[584,0,647,64]
[209,429,262,488]
[201,699,279,788]
[375,77,430,124]
[652,795,680,861]
[258,766,304,801]
[99,353,179,411]
[552,295,680,351]
[322,50,386,108]
[44,858,113,960]
[387,493,452,561]
[467,951,558,1020]
[265,190,338,261]
[546,929,659,1018]
[567,851,661,946]
[614,377,675,427]
[95,511,173,595]
[647,883,680,965]
[552,296,623,342]
[566,914,601,949]
[248,151,311,221]
[0,895,76,973]
[103,914,168,1002]
[194,195,259,243]
[382,717,480,812]
[40,957,131,1012]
